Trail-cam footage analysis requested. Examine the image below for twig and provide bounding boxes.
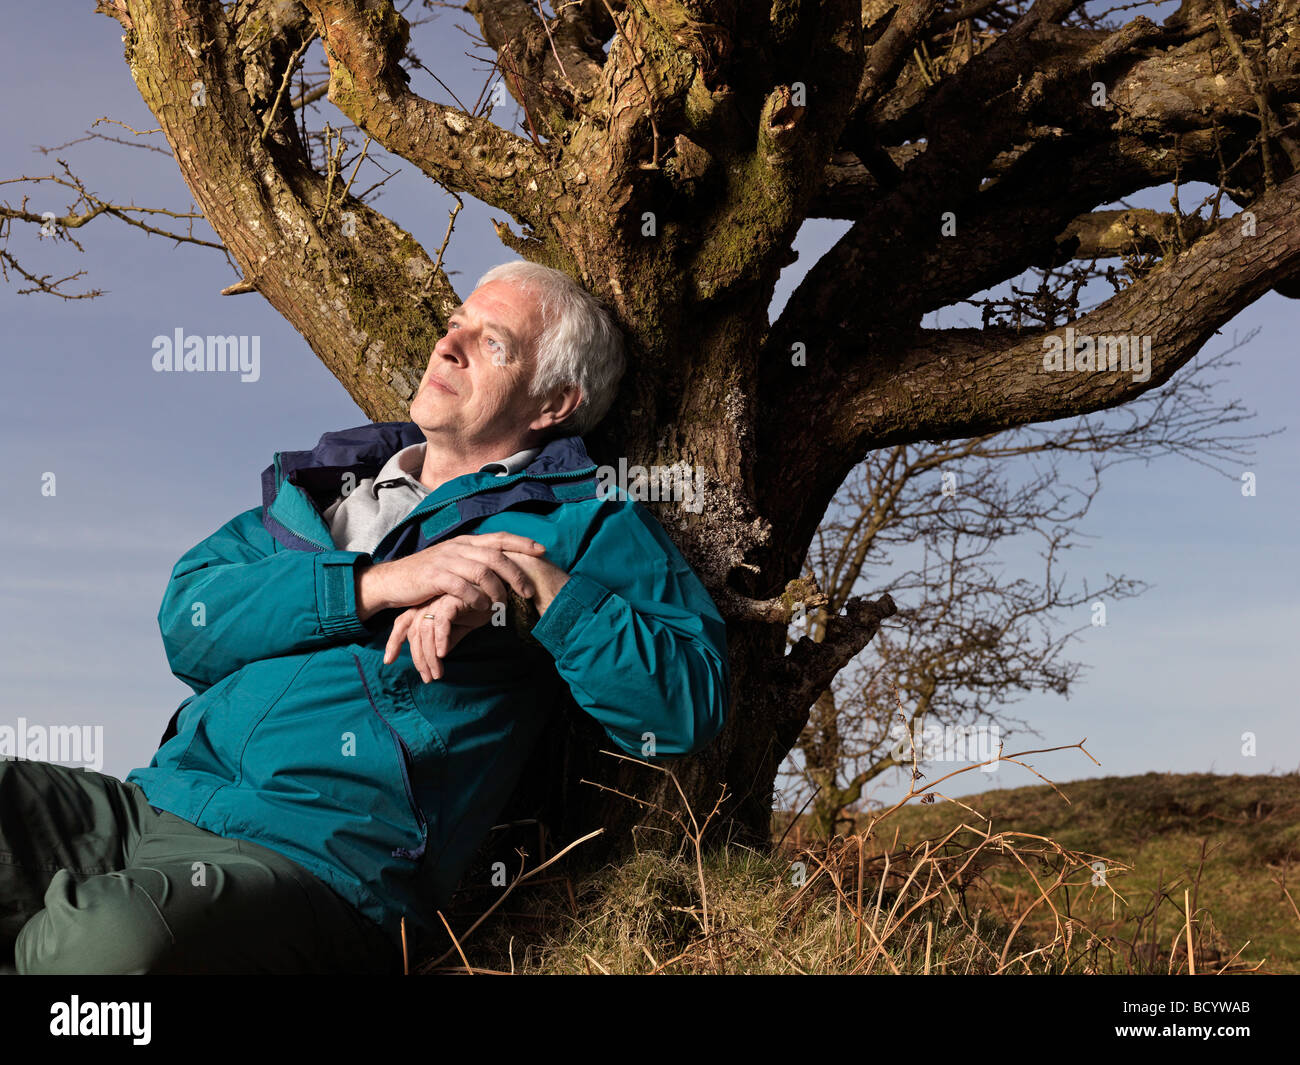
[262,32,318,143]
[424,827,605,969]
[433,193,464,274]
[776,784,822,848]
[437,910,473,974]
[339,135,373,205]
[1273,874,1300,929]
[317,124,347,224]
[533,0,570,83]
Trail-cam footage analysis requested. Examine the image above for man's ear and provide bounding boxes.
[530,384,583,433]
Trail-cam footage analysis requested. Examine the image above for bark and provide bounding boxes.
[97,0,1300,870]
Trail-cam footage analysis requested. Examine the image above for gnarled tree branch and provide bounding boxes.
[304,0,558,225]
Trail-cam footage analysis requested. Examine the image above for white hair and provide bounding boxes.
[473,261,626,437]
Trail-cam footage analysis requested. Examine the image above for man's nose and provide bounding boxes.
[433,332,467,363]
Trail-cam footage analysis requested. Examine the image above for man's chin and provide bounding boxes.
[408,398,436,428]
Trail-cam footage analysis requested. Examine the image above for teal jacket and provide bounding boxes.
[126,422,730,947]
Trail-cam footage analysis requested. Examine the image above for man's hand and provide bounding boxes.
[383,550,573,682]
[355,532,545,622]
[502,550,571,614]
[385,593,494,681]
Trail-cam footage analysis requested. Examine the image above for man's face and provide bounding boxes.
[410,280,547,446]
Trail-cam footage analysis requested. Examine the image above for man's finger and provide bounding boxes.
[432,567,506,612]
[456,532,544,555]
[434,606,449,662]
[385,610,413,665]
[410,609,430,682]
[418,597,454,683]
[420,606,443,682]
[434,610,452,677]
[447,546,536,600]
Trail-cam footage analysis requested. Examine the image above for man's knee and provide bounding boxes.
[14,868,175,975]
[14,848,398,974]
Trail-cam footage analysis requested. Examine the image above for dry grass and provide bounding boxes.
[414,824,1134,974]
[857,770,1300,974]
[406,736,1297,974]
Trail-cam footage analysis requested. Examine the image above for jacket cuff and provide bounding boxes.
[530,574,612,654]
[315,551,372,639]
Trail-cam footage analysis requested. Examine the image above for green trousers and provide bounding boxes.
[0,759,403,974]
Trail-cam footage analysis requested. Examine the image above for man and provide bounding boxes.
[1,262,730,974]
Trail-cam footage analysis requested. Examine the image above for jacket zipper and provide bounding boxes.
[386,728,428,862]
[353,654,428,861]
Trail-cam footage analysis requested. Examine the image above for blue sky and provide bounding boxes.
[1,4,1295,812]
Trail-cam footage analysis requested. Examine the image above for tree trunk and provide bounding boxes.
[96,0,1300,874]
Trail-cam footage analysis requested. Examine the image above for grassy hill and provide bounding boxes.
[840,770,1300,974]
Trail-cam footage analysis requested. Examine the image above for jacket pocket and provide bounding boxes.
[173,656,307,777]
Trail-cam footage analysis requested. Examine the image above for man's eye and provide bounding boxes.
[486,338,504,353]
